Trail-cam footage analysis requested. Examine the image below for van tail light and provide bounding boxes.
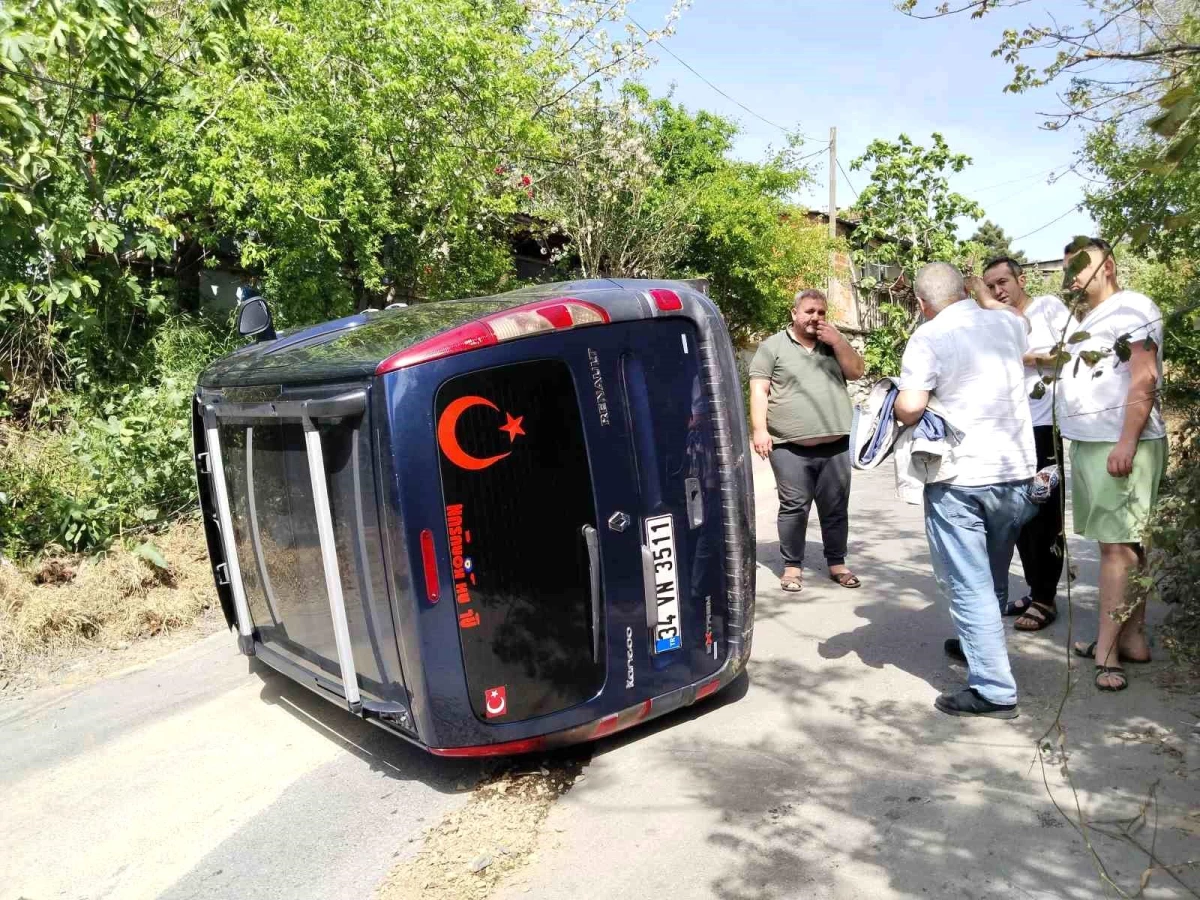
[419,529,439,604]
[428,736,547,757]
[376,298,610,375]
[695,678,721,701]
[649,288,682,311]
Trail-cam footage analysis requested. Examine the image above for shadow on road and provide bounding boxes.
[250,658,491,790]
[666,507,1200,899]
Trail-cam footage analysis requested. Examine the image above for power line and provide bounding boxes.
[627,15,819,143]
[836,158,859,201]
[970,163,1074,195]
[795,142,832,163]
[1012,205,1084,242]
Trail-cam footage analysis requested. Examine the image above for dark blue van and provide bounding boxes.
[193,280,755,756]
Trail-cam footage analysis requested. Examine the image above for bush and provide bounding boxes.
[0,317,235,558]
[1134,400,1200,668]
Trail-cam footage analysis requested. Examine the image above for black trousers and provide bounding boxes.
[768,436,851,568]
[1015,424,1065,604]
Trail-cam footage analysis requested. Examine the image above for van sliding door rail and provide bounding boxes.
[201,405,256,655]
[205,390,367,421]
[302,410,363,714]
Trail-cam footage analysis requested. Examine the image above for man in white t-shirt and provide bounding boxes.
[1056,238,1166,692]
[894,262,1038,719]
[982,257,1079,633]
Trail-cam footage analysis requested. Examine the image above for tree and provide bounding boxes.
[535,86,695,280]
[535,92,830,340]
[970,220,1027,263]
[0,0,690,416]
[849,132,984,286]
[848,132,984,375]
[645,97,830,338]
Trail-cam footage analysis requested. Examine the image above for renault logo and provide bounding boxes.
[607,511,631,533]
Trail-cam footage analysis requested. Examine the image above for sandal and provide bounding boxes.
[829,571,861,589]
[1073,641,1152,665]
[1001,595,1033,617]
[780,570,803,593]
[1094,665,1128,692]
[1014,601,1057,632]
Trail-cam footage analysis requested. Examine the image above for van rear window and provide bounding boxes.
[436,360,602,723]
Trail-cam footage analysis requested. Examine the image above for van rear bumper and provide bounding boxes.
[427,651,745,757]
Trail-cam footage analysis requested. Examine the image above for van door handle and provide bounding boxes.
[640,545,657,630]
[684,476,704,529]
[581,524,601,663]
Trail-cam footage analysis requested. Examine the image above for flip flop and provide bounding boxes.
[1073,641,1152,665]
[1095,665,1128,692]
[829,571,861,589]
[1013,601,1057,632]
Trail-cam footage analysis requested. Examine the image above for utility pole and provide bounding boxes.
[828,126,837,239]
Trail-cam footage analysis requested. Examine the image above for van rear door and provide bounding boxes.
[434,359,604,723]
[573,319,729,692]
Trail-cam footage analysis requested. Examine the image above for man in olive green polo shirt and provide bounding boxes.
[750,288,866,592]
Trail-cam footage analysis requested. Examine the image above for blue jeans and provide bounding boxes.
[924,480,1037,705]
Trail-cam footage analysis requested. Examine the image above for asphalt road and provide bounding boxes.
[3,461,1197,900]
[0,632,485,900]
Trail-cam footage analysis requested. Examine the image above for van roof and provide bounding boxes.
[197,280,655,388]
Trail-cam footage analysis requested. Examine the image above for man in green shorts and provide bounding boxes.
[749,289,866,593]
[1056,238,1167,692]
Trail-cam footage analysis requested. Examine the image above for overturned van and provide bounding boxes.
[193,279,754,756]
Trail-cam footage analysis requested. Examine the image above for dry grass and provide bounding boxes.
[377,761,584,900]
[0,518,217,677]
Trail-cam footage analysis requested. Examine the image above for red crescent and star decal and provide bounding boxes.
[437,395,525,471]
[484,685,508,718]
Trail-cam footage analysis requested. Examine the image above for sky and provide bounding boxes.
[632,0,1098,262]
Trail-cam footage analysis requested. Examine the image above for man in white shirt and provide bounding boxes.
[1056,238,1166,692]
[982,257,1078,632]
[894,262,1037,719]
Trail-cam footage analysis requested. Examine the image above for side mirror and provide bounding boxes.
[236,296,276,342]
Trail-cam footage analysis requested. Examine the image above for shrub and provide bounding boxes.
[0,317,235,558]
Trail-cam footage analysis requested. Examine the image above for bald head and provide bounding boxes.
[913,262,965,313]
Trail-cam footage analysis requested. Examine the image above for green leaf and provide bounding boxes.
[1041,375,1056,384]
[1029,382,1046,400]
[1067,331,1090,344]
[1165,133,1199,166]
[1146,94,1194,139]
[1158,83,1196,109]
[1114,335,1132,363]
[1079,349,1105,367]
[132,541,168,570]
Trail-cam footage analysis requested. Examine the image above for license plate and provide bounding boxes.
[644,514,682,654]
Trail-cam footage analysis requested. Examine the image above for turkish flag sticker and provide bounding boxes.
[484,686,508,718]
